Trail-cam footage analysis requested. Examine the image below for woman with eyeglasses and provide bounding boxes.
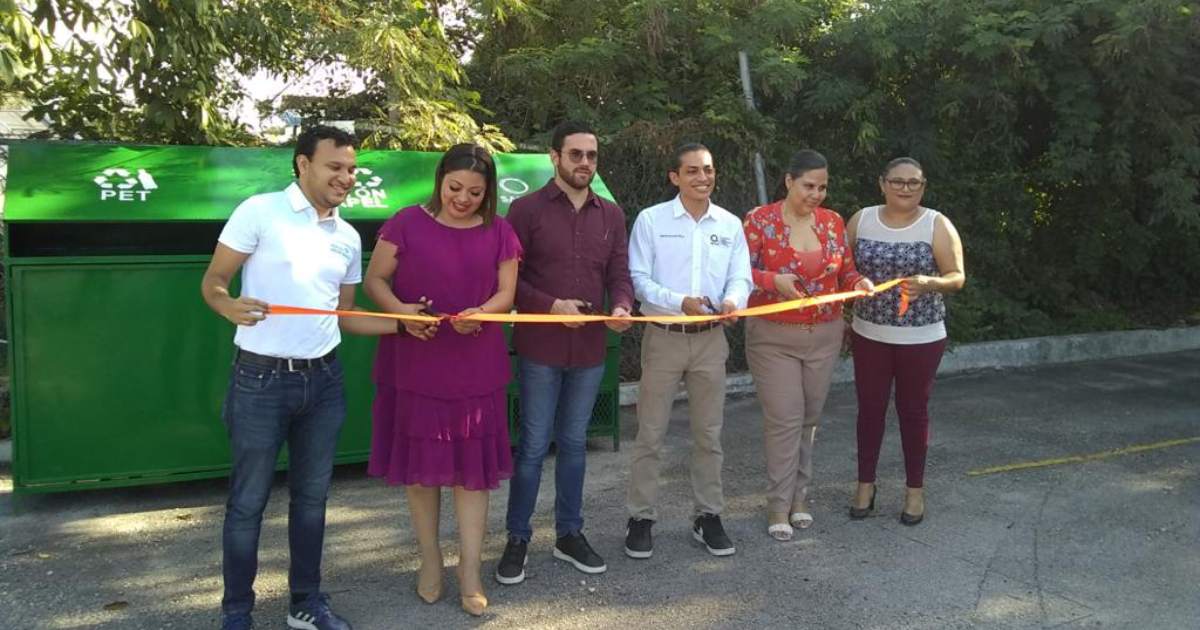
[742,149,873,541]
[846,157,965,526]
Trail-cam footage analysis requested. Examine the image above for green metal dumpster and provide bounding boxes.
[4,141,622,493]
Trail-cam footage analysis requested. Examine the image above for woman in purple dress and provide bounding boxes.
[364,144,521,617]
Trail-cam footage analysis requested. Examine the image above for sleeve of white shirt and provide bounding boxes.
[722,221,753,309]
[342,231,363,285]
[217,198,261,254]
[629,208,687,312]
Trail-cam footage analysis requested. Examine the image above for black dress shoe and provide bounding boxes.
[849,487,876,519]
[900,510,924,526]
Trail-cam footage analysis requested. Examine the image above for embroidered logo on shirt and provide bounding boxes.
[709,234,732,247]
[329,241,354,262]
[659,233,685,238]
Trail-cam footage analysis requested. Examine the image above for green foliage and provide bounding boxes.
[0,0,526,149]
[0,0,1196,352]
[802,0,1200,341]
[469,0,853,208]
[471,0,1200,345]
[270,0,519,151]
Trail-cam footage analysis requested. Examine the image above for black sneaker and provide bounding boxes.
[624,518,654,559]
[553,532,607,574]
[286,593,351,630]
[495,537,528,585]
[692,513,736,556]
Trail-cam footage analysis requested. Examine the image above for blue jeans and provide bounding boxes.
[505,358,605,540]
[220,356,346,617]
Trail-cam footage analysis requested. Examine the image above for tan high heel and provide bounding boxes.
[460,593,488,617]
[457,566,488,616]
[416,563,444,604]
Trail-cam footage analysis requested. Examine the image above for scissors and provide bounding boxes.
[577,301,601,315]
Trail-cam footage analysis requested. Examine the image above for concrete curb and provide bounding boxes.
[617,325,1200,407]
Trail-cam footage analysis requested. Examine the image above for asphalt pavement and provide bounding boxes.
[1,350,1196,629]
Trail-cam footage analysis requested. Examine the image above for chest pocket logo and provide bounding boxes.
[709,234,732,247]
[329,241,354,263]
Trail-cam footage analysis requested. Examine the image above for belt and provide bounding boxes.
[761,318,818,331]
[236,348,337,372]
[651,321,721,334]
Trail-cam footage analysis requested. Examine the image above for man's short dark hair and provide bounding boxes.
[551,120,596,153]
[293,125,357,177]
[672,142,710,171]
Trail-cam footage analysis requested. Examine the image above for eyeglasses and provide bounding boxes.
[565,149,599,163]
[885,178,926,191]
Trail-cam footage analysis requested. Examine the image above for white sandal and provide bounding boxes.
[767,522,794,541]
[789,512,814,529]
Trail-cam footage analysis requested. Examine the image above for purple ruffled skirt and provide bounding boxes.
[367,384,512,490]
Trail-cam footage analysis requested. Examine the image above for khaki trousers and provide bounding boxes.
[627,324,729,520]
[745,317,844,514]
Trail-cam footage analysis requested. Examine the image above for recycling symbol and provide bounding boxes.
[93,168,138,189]
[355,168,383,189]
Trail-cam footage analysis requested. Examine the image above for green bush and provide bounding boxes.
[470,0,1200,357]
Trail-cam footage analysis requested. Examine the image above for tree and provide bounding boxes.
[469,0,860,210]
[471,0,1200,344]
[0,0,526,149]
[798,0,1200,337]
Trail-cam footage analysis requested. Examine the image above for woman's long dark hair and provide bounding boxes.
[427,143,498,225]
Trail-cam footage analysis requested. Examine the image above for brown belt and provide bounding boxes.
[650,321,721,334]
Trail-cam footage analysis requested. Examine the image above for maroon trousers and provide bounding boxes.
[851,331,947,488]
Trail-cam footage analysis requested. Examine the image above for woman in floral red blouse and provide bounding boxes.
[743,149,874,541]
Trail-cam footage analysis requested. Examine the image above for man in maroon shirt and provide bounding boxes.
[496,121,634,585]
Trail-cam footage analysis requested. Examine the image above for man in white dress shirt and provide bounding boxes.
[623,143,753,559]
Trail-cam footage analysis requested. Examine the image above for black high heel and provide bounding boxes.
[849,487,876,519]
[900,491,925,525]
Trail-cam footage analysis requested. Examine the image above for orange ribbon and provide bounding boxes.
[268,278,905,324]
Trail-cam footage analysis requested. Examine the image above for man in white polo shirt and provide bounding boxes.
[201,125,395,630]
[624,142,753,560]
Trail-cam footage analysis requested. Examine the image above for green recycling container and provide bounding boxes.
[3,141,622,493]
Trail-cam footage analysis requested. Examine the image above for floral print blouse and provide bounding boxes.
[743,201,863,324]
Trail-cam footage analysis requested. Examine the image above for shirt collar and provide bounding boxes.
[544,179,601,209]
[286,181,340,222]
[671,194,713,222]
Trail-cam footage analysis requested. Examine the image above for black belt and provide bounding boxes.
[651,321,721,334]
[236,348,337,372]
